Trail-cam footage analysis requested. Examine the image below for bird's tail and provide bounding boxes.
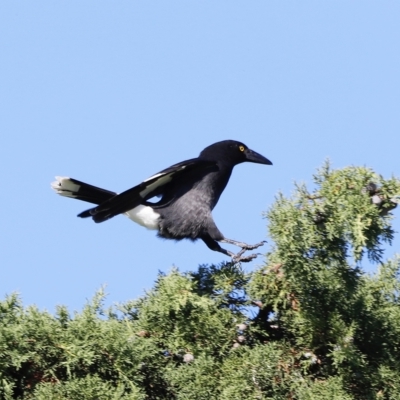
[51,176,116,206]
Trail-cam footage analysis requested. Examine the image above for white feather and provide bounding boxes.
[139,174,173,198]
[51,176,80,197]
[124,205,160,230]
[143,165,186,183]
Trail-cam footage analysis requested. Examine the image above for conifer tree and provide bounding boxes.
[1,163,399,399]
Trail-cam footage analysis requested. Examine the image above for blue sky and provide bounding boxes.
[1,2,399,312]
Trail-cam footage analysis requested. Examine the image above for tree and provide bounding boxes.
[1,163,400,399]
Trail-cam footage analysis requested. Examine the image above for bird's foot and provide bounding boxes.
[232,252,260,263]
[221,239,266,251]
[230,241,266,263]
[217,239,266,263]
[239,240,266,251]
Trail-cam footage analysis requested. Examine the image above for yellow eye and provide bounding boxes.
[239,145,245,152]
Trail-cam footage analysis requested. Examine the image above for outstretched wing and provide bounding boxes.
[78,158,218,223]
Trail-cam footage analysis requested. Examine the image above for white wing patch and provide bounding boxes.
[139,165,188,197]
[143,172,164,182]
[139,174,174,198]
[143,165,186,183]
[125,205,160,230]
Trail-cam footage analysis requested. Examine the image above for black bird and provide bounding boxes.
[51,140,272,262]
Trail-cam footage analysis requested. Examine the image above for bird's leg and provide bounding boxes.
[201,235,264,263]
[201,235,235,258]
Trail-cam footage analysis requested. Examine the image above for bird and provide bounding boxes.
[51,140,272,262]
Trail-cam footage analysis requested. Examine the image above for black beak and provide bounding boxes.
[244,148,273,165]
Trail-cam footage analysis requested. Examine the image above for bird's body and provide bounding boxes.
[52,140,272,262]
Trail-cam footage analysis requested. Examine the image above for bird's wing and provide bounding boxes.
[78,158,218,223]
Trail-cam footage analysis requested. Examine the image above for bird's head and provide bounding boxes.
[199,140,272,167]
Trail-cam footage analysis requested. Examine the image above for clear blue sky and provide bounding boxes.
[1,2,399,312]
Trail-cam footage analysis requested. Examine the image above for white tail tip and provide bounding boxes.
[51,176,80,197]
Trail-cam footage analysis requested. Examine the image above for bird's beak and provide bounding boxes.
[244,148,273,165]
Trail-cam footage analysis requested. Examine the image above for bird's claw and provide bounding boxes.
[240,240,266,251]
[232,253,259,263]
[222,239,266,263]
[232,244,265,263]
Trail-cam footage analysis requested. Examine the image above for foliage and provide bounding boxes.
[1,164,400,399]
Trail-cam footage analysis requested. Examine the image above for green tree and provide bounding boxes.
[1,163,400,399]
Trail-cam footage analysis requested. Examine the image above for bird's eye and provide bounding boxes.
[239,145,245,152]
